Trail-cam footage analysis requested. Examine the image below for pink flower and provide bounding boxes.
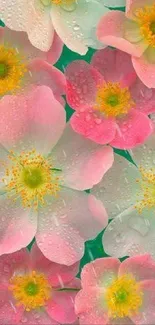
[0,242,80,324]
[65,48,154,149]
[0,26,65,99]
[0,0,110,55]
[97,0,155,88]
[0,85,112,265]
[75,255,155,325]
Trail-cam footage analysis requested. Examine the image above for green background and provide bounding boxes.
[0,5,128,273]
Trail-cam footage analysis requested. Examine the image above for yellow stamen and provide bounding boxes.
[0,45,27,96]
[2,149,62,210]
[135,166,155,213]
[105,274,143,318]
[95,82,134,118]
[9,271,51,311]
[51,0,75,4]
[136,5,155,47]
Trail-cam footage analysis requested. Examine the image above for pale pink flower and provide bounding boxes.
[0,85,112,265]
[75,255,155,325]
[0,0,110,55]
[0,242,80,324]
[97,0,155,88]
[65,48,154,149]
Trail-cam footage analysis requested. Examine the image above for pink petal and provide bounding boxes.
[70,111,117,145]
[132,49,155,88]
[0,288,24,324]
[0,86,66,154]
[20,310,58,325]
[28,59,66,97]
[30,242,79,288]
[97,11,148,57]
[110,109,154,149]
[91,48,137,87]
[75,288,109,324]
[81,257,120,289]
[119,255,155,282]
[47,32,64,64]
[0,248,30,284]
[130,78,155,114]
[131,280,155,325]
[126,0,155,20]
[46,291,77,324]
[0,196,37,256]
[52,124,114,190]
[36,189,106,265]
[65,60,104,111]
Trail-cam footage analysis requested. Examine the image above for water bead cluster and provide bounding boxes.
[1,0,155,324]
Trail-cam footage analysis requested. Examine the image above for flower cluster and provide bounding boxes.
[1,0,155,324]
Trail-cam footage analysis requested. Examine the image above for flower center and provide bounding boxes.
[135,166,155,213]
[105,274,143,318]
[136,5,155,47]
[95,82,134,118]
[2,149,62,210]
[9,271,51,311]
[0,45,27,96]
[51,0,75,5]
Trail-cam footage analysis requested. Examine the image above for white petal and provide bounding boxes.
[131,134,155,169]
[51,0,109,54]
[103,0,125,7]
[91,153,141,218]
[103,206,155,258]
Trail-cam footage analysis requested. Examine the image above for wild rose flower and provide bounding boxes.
[0,26,65,99]
[0,243,80,324]
[75,255,155,325]
[0,85,112,265]
[91,133,155,258]
[0,0,110,55]
[65,48,154,149]
[97,0,155,88]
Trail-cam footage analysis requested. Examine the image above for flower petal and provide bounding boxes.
[75,287,109,325]
[30,242,79,288]
[130,78,155,115]
[97,11,148,57]
[65,60,104,111]
[102,207,155,258]
[0,86,66,154]
[36,189,106,265]
[20,310,58,325]
[70,111,117,145]
[111,109,153,149]
[0,196,37,256]
[52,124,114,190]
[51,1,109,55]
[46,291,77,324]
[119,255,155,282]
[0,248,30,284]
[131,133,155,169]
[91,48,137,87]
[81,257,120,289]
[103,0,125,7]
[132,48,155,88]
[126,0,155,20]
[131,280,155,325]
[0,288,24,324]
[91,153,140,218]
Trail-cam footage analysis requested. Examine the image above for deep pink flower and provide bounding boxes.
[0,243,80,324]
[97,0,155,88]
[65,48,154,149]
[0,85,112,265]
[75,255,155,325]
[0,26,65,99]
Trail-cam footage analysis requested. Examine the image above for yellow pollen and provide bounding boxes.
[95,82,134,118]
[136,5,155,47]
[9,271,51,311]
[105,274,143,318]
[0,45,27,97]
[2,149,62,210]
[135,166,155,213]
[51,0,75,5]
